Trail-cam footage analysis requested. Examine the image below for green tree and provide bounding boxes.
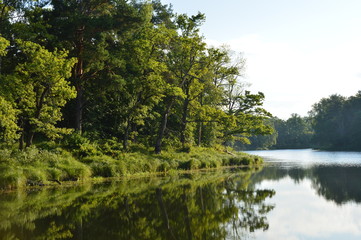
[45,0,143,132]
[0,36,18,143]
[343,91,361,149]
[310,91,361,150]
[2,40,76,148]
[310,94,346,149]
[236,118,277,150]
[0,96,19,143]
[86,3,174,150]
[154,13,207,153]
[193,47,243,147]
[272,114,313,149]
[0,36,9,55]
[223,89,273,146]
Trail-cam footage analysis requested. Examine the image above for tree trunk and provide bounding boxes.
[74,25,85,133]
[155,98,174,154]
[123,120,131,151]
[75,86,83,132]
[180,78,192,148]
[19,133,24,150]
[180,97,190,148]
[26,131,35,148]
[197,122,202,146]
[75,217,83,240]
[197,94,203,146]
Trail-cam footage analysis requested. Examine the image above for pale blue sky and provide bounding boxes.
[162,0,361,119]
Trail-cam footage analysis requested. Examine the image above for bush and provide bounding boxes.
[98,138,123,156]
[63,132,101,157]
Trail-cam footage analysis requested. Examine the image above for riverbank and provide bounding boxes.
[0,144,262,190]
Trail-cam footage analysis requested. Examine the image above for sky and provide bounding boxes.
[161,0,361,119]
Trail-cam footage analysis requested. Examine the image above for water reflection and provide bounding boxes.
[250,165,361,205]
[4,149,359,239]
[245,149,361,205]
[0,169,275,240]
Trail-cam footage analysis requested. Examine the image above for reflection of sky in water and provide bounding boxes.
[244,149,361,239]
[245,149,361,167]
[254,177,361,240]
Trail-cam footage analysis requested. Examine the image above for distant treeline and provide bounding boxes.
[237,91,361,151]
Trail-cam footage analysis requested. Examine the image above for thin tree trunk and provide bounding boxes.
[26,131,35,148]
[197,94,203,146]
[19,133,24,150]
[155,98,174,154]
[197,122,202,146]
[123,120,131,150]
[180,79,192,148]
[75,25,85,133]
[75,86,83,132]
[180,97,189,148]
[75,217,83,240]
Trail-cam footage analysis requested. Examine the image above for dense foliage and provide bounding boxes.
[0,0,271,153]
[236,114,313,150]
[310,91,361,150]
[240,91,361,151]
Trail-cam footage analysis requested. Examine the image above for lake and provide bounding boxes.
[1,149,361,239]
[247,149,361,240]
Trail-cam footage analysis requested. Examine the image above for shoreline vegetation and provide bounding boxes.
[0,0,269,192]
[0,142,262,190]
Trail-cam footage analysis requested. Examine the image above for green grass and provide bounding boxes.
[0,144,262,190]
[0,147,91,189]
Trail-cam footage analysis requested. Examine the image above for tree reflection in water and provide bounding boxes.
[0,169,275,240]
[250,165,361,205]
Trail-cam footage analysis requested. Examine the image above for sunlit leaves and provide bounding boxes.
[0,36,9,56]
[0,39,76,144]
[0,96,19,143]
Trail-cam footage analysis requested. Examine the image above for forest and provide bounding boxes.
[0,0,270,189]
[240,91,361,151]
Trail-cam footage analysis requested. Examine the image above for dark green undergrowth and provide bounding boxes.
[0,143,262,190]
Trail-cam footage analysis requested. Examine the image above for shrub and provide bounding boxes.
[63,132,101,157]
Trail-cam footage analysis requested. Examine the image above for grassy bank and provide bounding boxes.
[0,143,262,190]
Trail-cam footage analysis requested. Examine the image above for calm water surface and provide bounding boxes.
[247,149,361,240]
[1,149,361,239]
